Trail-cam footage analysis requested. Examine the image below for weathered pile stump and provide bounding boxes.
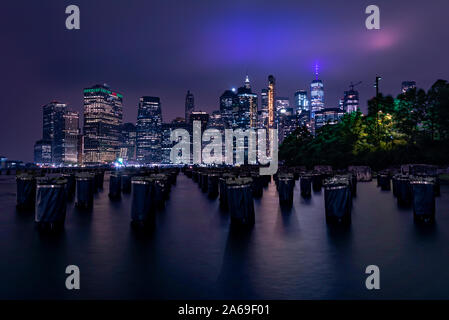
[395,175,412,207]
[207,174,220,199]
[109,173,122,200]
[277,173,295,208]
[311,173,323,192]
[16,173,36,211]
[200,173,208,193]
[75,173,94,210]
[150,174,169,209]
[226,177,255,227]
[411,176,436,224]
[95,171,104,190]
[251,174,264,199]
[130,176,154,228]
[349,174,357,197]
[378,172,391,191]
[62,173,76,201]
[219,174,235,209]
[300,174,312,198]
[35,177,67,231]
[192,170,199,183]
[324,176,352,225]
[121,173,132,194]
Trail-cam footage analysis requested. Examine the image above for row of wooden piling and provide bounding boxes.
[376,170,440,223]
[184,167,356,226]
[15,168,180,231]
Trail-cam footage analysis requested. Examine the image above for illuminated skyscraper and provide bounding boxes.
[190,111,209,131]
[294,90,309,117]
[40,101,79,165]
[42,101,66,163]
[136,96,162,164]
[258,88,269,128]
[343,89,359,113]
[310,63,324,117]
[268,75,276,128]
[314,108,345,130]
[185,90,195,124]
[220,90,238,129]
[236,76,258,129]
[61,110,80,164]
[310,80,324,116]
[83,84,123,164]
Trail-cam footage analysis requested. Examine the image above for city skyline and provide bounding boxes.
[1,0,449,161]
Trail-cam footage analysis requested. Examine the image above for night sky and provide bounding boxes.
[1,0,448,162]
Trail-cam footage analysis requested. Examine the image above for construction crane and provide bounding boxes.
[349,81,362,91]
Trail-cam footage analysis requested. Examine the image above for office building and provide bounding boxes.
[343,89,359,113]
[310,79,324,116]
[294,90,309,117]
[220,90,238,129]
[136,96,162,164]
[236,77,258,129]
[259,88,269,128]
[268,75,276,128]
[83,84,123,164]
[314,108,345,131]
[190,111,209,131]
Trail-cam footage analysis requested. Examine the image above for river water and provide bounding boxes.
[0,173,448,299]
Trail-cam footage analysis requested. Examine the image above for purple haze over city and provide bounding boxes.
[1,0,448,161]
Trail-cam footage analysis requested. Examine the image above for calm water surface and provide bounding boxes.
[0,173,449,299]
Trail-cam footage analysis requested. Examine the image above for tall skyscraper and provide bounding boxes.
[310,80,324,116]
[294,90,309,117]
[43,101,66,143]
[190,111,209,131]
[136,96,162,164]
[343,89,359,113]
[268,75,276,128]
[258,88,269,128]
[236,76,258,129]
[40,101,79,165]
[61,110,80,164]
[401,81,416,93]
[83,84,123,164]
[185,90,195,124]
[220,90,238,129]
[42,101,66,163]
